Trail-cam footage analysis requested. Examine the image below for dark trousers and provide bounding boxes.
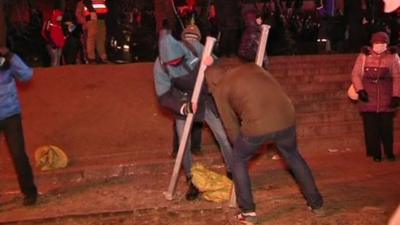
[232,126,323,212]
[172,121,203,153]
[361,112,395,159]
[0,114,37,196]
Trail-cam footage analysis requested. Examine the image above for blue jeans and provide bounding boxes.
[232,126,323,212]
[176,107,233,177]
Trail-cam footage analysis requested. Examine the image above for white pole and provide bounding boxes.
[255,24,271,67]
[164,36,217,200]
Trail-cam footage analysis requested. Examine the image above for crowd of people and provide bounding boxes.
[3,0,400,67]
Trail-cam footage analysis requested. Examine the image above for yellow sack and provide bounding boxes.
[191,163,233,203]
[35,145,68,171]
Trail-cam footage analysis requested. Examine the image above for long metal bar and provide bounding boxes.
[164,36,217,200]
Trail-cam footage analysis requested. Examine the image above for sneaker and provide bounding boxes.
[386,155,396,162]
[226,171,233,180]
[87,59,96,65]
[97,59,110,64]
[185,181,200,201]
[373,157,382,162]
[23,194,37,206]
[308,206,326,217]
[236,212,258,225]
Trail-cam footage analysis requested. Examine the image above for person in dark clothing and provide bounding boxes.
[171,24,206,158]
[213,0,242,57]
[205,62,324,224]
[62,10,83,64]
[351,31,400,162]
[238,9,269,69]
[345,0,367,52]
[0,47,38,206]
[153,30,233,201]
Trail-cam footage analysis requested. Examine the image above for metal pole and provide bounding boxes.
[255,24,271,67]
[164,36,217,200]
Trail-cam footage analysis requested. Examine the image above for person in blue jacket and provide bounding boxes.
[171,24,206,158]
[153,30,233,201]
[0,47,38,206]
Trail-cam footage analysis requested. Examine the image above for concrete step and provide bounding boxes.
[296,111,361,124]
[271,66,353,77]
[288,90,347,102]
[269,54,357,65]
[282,81,348,94]
[276,73,351,85]
[294,99,355,113]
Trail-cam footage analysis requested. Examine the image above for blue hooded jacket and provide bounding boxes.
[0,54,33,120]
[153,33,216,120]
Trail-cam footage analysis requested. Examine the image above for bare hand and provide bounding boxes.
[203,56,214,66]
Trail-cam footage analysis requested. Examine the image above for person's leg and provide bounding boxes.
[204,107,233,172]
[46,45,58,67]
[171,121,179,158]
[380,112,395,160]
[175,119,200,200]
[190,122,203,154]
[232,133,265,213]
[56,48,63,66]
[96,19,108,62]
[361,112,381,159]
[2,115,37,204]
[86,20,98,62]
[275,126,323,210]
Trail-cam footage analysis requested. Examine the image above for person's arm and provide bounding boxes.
[351,53,366,92]
[391,54,400,97]
[75,1,87,28]
[0,48,33,82]
[154,59,187,115]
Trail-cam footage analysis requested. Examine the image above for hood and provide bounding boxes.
[51,9,63,23]
[158,33,186,63]
[243,8,259,27]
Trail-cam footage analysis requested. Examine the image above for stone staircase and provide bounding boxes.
[267,54,399,151]
[1,54,399,194]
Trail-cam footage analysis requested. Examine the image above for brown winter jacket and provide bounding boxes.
[205,63,295,142]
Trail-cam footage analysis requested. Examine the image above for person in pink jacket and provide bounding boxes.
[351,31,400,162]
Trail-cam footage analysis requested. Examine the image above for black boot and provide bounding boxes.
[226,171,233,180]
[185,181,200,201]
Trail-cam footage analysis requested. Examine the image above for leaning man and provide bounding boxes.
[206,63,324,224]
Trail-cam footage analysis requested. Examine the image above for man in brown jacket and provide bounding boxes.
[206,63,324,224]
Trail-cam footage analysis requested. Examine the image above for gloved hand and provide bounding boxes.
[357,90,369,102]
[389,97,400,108]
[182,102,193,115]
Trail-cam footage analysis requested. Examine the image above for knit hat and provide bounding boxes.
[51,9,63,22]
[181,24,201,41]
[371,32,389,44]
